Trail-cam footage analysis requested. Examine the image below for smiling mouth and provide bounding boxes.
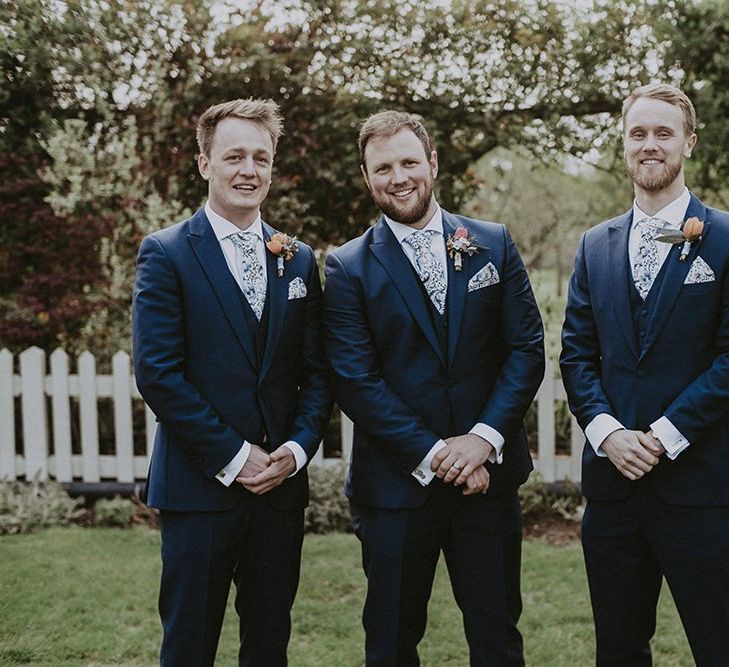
[390,188,415,198]
[640,159,663,166]
[233,184,257,191]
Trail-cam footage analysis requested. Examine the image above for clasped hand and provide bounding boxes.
[431,434,493,495]
[601,429,665,480]
[235,444,296,494]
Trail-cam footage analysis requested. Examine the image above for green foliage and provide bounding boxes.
[304,463,352,534]
[92,495,135,528]
[0,478,85,535]
[519,472,584,522]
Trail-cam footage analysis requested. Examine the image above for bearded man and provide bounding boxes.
[561,83,729,665]
[323,110,544,665]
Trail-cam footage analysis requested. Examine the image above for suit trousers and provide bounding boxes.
[351,481,524,667]
[581,481,729,667]
[158,495,304,667]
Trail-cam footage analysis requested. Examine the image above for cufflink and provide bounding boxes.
[414,468,425,479]
[216,470,225,479]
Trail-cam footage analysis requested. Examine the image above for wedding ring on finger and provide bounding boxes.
[451,463,464,471]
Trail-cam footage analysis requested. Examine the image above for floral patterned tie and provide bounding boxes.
[404,230,447,315]
[231,231,266,320]
[632,217,663,301]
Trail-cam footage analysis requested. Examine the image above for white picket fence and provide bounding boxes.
[0,347,583,485]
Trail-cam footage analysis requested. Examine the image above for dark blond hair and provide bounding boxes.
[196,98,284,156]
[358,111,433,167]
[622,83,697,136]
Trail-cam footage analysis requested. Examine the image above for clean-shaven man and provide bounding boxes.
[324,110,544,666]
[133,98,331,666]
[561,83,729,665]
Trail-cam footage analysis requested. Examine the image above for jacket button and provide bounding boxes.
[637,369,645,378]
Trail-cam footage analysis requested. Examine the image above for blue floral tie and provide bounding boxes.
[632,217,663,301]
[231,232,266,320]
[404,230,447,315]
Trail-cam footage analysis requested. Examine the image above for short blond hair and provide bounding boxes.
[358,110,433,168]
[196,98,284,156]
[622,83,696,136]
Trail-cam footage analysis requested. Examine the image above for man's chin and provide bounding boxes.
[379,201,430,226]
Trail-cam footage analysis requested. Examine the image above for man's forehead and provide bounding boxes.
[624,98,684,128]
[364,129,428,160]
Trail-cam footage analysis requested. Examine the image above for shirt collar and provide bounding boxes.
[632,187,690,230]
[205,201,264,241]
[385,205,443,245]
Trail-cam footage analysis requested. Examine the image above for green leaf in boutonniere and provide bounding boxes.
[655,216,704,262]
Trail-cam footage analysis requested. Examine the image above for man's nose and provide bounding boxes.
[238,157,256,175]
[390,166,408,183]
[642,133,659,151]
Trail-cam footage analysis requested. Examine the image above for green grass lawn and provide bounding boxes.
[0,528,691,666]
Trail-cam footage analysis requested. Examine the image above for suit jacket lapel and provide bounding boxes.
[607,210,640,360]
[369,218,446,367]
[187,209,257,371]
[640,194,710,360]
[442,212,468,366]
[259,221,288,380]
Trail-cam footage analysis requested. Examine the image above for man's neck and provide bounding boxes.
[208,201,259,231]
[634,177,686,217]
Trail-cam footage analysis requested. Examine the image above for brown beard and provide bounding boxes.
[626,157,683,192]
[373,181,434,225]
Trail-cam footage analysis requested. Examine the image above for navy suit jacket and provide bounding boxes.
[323,210,545,509]
[132,208,331,512]
[561,194,729,505]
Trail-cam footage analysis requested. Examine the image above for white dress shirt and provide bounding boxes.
[204,202,307,485]
[585,188,691,460]
[384,207,504,486]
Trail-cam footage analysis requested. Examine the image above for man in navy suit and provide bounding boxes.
[323,111,544,665]
[132,99,331,666]
[561,83,729,665]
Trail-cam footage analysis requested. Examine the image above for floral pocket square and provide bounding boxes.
[287,276,308,300]
[684,256,715,285]
[467,263,500,292]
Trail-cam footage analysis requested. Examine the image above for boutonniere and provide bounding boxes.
[446,227,478,271]
[266,233,298,276]
[655,216,704,262]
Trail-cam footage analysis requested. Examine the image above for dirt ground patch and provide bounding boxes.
[523,513,581,546]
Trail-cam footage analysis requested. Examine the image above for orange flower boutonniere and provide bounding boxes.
[654,216,705,262]
[266,233,298,276]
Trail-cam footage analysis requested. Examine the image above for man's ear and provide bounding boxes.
[684,133,697,158]
[198,153,210,180]
[429,150,438,179]
[360,163,371,192]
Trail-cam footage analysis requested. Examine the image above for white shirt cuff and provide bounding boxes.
[215,441,251,486]
[650,417,690,460]
[585,414,625,458]
[469,423,504,464]
[412,440,447,486]
[282,440,308,476]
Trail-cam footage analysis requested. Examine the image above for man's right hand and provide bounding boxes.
[601,429,660,480]
[235,444,270,481]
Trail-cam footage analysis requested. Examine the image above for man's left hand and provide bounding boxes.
[237,445,296,495]
[432,434,494,486]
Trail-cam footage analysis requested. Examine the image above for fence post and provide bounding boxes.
[340,412,353,465]
[0,349,16,479]
[78,351,100,482]
[536,358,556,482]
[144,404,157,464]
[50,349,73,482]
[112,351,135,482]
[20,347,49,480]
[570,413,583,482]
